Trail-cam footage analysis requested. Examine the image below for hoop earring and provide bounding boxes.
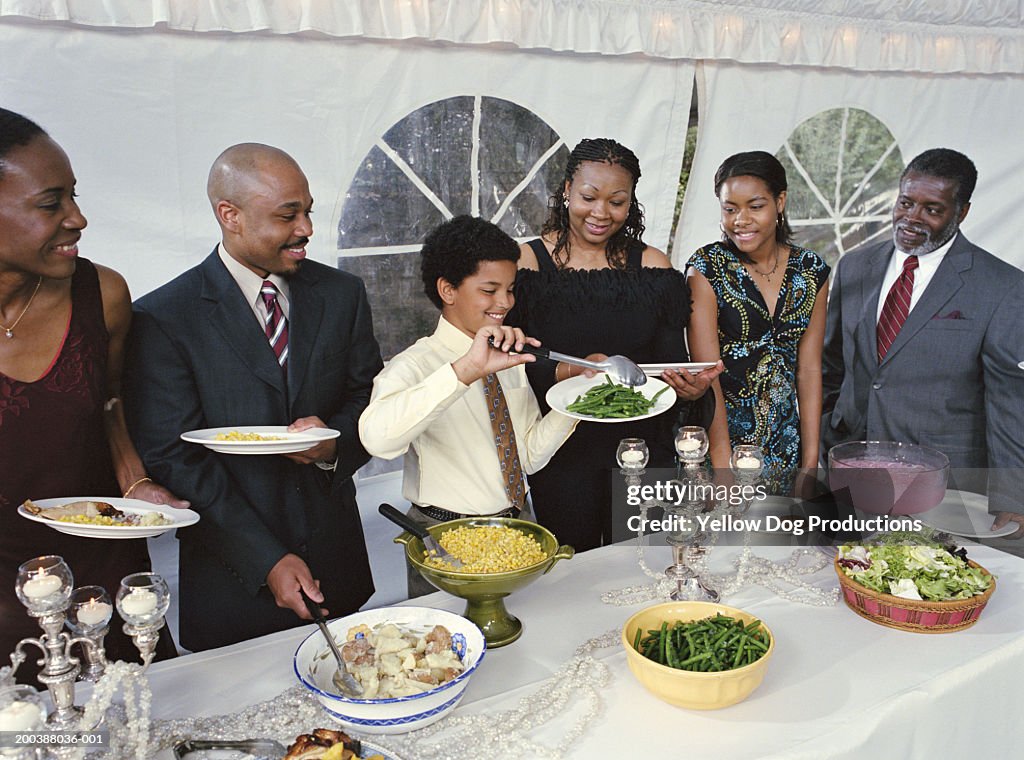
[777,212,784,227]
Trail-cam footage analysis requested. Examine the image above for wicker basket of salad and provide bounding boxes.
[834,537,995,633]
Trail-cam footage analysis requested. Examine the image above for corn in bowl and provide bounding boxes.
[423,525,546,573]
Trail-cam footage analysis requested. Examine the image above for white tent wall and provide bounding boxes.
[0,19,695,296]
[674,60,1024,269]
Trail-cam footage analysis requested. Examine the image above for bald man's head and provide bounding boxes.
[208,143,313,277]
[207,143,302,210]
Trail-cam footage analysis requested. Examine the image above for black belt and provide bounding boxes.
[414,504,520,522]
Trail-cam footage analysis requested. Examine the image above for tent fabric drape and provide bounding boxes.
[2,0,1022,75]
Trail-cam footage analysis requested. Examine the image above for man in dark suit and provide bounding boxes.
[125,143,382,650]
[822,148,1024,536]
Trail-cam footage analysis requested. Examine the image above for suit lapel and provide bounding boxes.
[879,235,971,366]
[198,252,287,397]
[285,267,325,406]
[855,243,891,369]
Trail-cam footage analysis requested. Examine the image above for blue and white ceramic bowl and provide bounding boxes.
[293,606,486,734]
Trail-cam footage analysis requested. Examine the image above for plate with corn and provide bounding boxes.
[181,425,340,454]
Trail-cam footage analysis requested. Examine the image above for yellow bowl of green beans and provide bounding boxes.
[621,601,775,709]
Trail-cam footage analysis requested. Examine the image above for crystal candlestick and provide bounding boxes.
[730,444,765,514]
[116,573,170,669]
[666,427,720,601]
[66,586,113,683]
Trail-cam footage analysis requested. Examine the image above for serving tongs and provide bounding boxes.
[172,738,287,759]
[378,502,465,569]
[298,588,365,698]
[487,337,646,387]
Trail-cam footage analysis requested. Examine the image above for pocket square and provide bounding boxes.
[933,309,965,320]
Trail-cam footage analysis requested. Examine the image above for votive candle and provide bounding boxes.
[120,588,158,617]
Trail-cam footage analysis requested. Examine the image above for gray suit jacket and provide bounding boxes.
[821,233,1024,510]
[125,251,383,650]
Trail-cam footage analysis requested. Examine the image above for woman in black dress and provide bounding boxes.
[510,138,720,552]
[0,108,184,679]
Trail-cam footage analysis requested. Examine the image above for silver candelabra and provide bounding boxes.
[7,557,169,740]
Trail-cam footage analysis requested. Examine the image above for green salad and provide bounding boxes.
[838,540,992,601]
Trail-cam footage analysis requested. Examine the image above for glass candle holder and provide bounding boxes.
[67,586,113,634]
[15,555,73,614]
[616,438,649,470]
[116,572,170,625]
[731,444,765,477]
[675,426,709,463]
[0,684,46,759]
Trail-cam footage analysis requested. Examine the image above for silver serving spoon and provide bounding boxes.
[488,338,647,387]
[299,589,364,698]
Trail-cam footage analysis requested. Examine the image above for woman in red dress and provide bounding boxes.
[0,108,185,679]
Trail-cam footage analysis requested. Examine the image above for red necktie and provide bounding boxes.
[483,372,526,512]
[877,255,919,362]
[260,280,289,370]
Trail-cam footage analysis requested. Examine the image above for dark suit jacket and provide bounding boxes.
[821,232,1024,510]
[125,251,383,650]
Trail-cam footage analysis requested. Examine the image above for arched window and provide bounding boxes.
[337,95,569,359]
[777,108,903,265]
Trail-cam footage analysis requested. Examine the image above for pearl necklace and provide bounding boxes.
[1,276,43,339]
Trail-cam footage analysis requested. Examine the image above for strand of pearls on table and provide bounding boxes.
[84,661,152,759]
[381,630,618,760]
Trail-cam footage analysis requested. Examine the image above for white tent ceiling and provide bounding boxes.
[2,0,1022,74]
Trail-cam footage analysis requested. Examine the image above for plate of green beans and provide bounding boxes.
[546,374,675,422]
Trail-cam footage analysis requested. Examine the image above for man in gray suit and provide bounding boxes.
[821,148,1024,536]
[125,144,382,650]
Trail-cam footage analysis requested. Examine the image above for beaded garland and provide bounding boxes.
[4,630,621,759]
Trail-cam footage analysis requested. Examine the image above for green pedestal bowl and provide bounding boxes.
[395,517,574,648]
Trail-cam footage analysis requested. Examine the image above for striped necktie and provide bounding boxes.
[877,255,919,362]
[260,280,289,370]
[483,372,526,512]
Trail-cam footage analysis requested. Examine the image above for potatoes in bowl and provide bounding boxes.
[293,606,486,734]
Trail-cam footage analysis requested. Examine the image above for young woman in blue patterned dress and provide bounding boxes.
[687,151,830,493]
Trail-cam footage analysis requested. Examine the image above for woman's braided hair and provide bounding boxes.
[541,138,645,270]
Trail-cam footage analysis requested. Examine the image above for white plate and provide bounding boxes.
[181,425,340,455]
[546,374,674,423]
[639,362,718,376]
[920,489,1018,539]
[18,497,199,539]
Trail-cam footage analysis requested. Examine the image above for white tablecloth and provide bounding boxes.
[147,542,1024,759]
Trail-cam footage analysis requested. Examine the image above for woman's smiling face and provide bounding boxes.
[563,160,634,248]
[0,135,87,280]
[718,174,785,258]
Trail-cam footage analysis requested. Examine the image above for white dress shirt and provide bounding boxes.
[876,232,957,323]
[358,316,578,515]
[218,244,291,326]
